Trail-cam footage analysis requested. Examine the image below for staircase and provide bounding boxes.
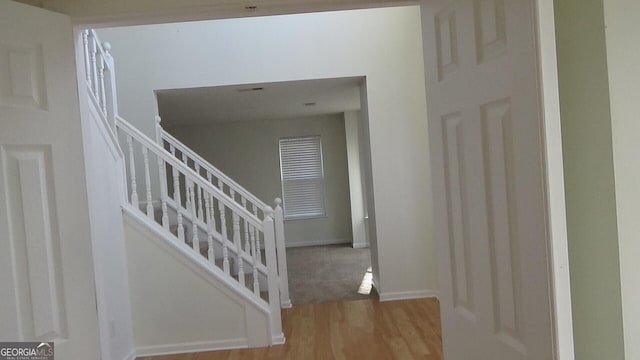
[82,30,290,350]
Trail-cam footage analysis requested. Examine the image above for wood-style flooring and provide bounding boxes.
[138,298,442,360]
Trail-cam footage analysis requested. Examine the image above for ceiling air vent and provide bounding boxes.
[237,87,264,93]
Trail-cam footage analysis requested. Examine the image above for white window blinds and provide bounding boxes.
[279,136,326,219]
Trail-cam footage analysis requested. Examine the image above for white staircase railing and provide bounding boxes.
[157,118,291,308]
[116,117,281,323]
[81,29,290,344]
[83,30,117,132]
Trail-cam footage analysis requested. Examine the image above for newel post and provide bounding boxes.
[155,115,164,146]
[262,208,284,343]
[273,198,291,308]
[155,116,170,216]
[101,41,118,132]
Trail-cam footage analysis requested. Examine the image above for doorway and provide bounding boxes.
[75,1,570,358]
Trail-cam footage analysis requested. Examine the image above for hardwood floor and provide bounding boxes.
[138,298,443,360]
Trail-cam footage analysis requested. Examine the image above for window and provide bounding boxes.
[279,136,326,219]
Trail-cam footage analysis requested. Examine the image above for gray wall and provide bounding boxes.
[167,114,353,247]
[554,0,625,358]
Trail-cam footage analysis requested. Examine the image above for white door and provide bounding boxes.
[422,0,553,359]
[0,1,101,358]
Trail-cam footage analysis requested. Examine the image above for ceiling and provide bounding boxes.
[33,0,416,27]
[156,77,363,129]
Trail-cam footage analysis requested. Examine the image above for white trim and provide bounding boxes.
[87,99,123,161]
[122,349,136,360]
[285,238,351,248]
[271,333,286,345]
[280,299,292,309]
[535,1,575,359]
[378,290,439,302]
[352,242,369,249]
[135,338,248,357]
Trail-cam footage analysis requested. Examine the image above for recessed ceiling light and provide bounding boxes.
[303,102,316,106]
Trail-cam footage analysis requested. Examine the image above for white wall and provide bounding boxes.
[603,1,640,358]
[99,6,435,298]
[166,114,353,248]
[344,111,368,249]
[81,104,135,360]
[122,212,272,355]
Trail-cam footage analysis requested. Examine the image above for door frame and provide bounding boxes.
[72,0,574,358]
[532,1,574,359]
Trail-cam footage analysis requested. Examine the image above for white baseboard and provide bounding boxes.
[286,238,350,248]
[122,348,136,360]
[135,338,248,357]
[281,299,292,309]
[352,242,369,249]
[271,333,286,346]
[378,289,439,302]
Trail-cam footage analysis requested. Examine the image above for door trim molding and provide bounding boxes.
[533,1,575,359]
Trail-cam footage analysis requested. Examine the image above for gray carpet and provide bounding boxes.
[286,244,374,304]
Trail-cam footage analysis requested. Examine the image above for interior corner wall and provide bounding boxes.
[358,80,381,288]
[553,0,625,359]
[98,5,435,297]
[344,110,368,249]
[603,1,640,358]
[167,114,353,247]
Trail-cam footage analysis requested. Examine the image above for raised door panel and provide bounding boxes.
[0,147,67,341]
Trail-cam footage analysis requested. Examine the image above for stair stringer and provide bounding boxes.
[122,208,282,357]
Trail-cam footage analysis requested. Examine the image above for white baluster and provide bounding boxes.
[218,178,224,192]
[250,221,260,296]
[126,135,139,207]
[242,197,250,253]
[157,157,169,230]
[98,55,107,116]
[252,204,263,264]
[189,182,200,254]
[196,166,203,221]
[185,178,192,214]
[142,147,153,219]
[172,166,184,241]
[82,30,91,85]
[218,201,230,275]
[233,209,244,287]
[204,194,215,263]
[89,35,99,98]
